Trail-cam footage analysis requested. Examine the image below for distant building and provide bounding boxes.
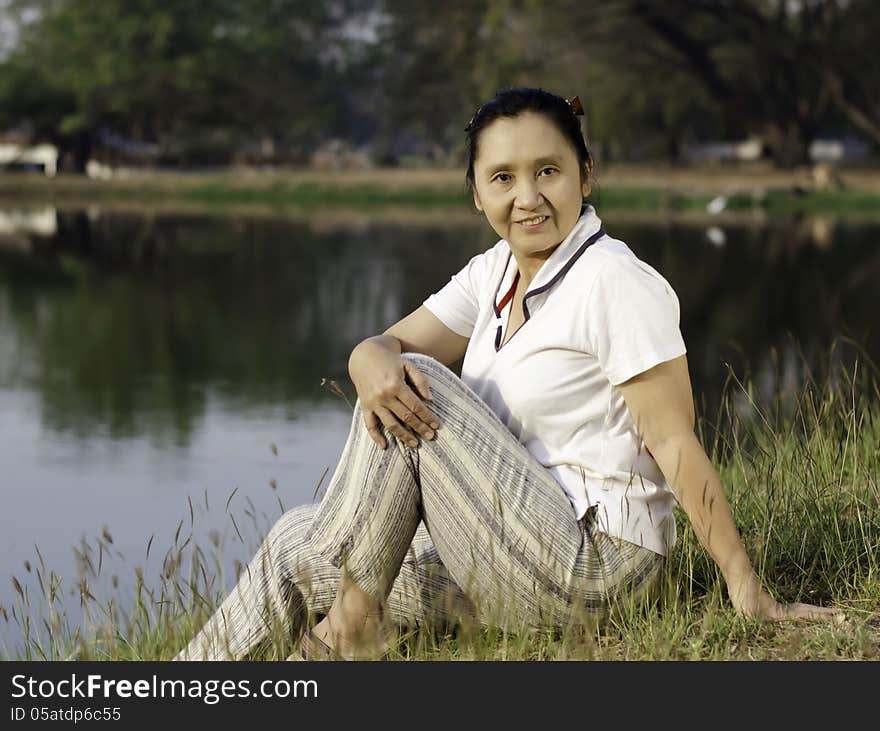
[808,137,872,163]
[0,135,58,176]
[682,139,763,163]
[682,135,873,164]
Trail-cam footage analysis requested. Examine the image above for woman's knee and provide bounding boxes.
[264,505,316,554]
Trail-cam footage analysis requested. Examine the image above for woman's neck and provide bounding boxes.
[510,248,558,289]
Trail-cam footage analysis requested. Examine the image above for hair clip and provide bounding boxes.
[567,96,585,116]
[464,106,481,132]
[466,94,583,132]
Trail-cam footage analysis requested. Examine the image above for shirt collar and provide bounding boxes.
[493,204,605,315]
[523,203,603,295]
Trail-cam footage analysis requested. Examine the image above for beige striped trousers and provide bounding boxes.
[176,354,663,660]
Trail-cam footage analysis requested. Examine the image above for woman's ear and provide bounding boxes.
[472,190,483,213]
[581,164,592,198]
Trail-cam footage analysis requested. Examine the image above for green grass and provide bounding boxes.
[757,189,880,213]
[2,361,878,661]
[3,172,880,214]
[590,186,880,214]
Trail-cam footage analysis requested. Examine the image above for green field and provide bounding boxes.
[3,168,880,216]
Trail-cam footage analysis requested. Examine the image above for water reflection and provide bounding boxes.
[3,207,876,441]
[1,209,483,446]
[607,213,879,403]
[3,205,878,466]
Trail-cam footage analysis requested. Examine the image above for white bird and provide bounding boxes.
[706,195,728,215]
[705,226,726,248]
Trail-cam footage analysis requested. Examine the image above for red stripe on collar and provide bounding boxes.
[496,271,520,313]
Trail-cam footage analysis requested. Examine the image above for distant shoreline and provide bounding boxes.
[2,164,880,216]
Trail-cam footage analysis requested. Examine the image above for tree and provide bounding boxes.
[0,0,370,170]
[541,0,880,165]
[2,0,875,169]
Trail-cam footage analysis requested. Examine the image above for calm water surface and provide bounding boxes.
[1,205,877,655]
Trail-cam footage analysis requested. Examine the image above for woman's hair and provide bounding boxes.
[464,87,594,196]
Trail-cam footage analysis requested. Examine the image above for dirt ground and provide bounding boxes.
[2,161,880,196]
[595,161,880,193]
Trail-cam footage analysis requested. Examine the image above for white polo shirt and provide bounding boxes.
[423,205,686,556]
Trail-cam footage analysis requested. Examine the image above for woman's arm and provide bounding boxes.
[617,355,841,621]
[348,306,469,450]
[383,305,470,366]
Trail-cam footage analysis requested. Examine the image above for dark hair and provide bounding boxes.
[464,87,594,196]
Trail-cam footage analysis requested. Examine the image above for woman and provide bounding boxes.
[175,88,838,661]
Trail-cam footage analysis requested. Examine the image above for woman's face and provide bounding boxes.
[471,111,589,271]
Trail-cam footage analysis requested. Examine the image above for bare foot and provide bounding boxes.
[311,614,394,660]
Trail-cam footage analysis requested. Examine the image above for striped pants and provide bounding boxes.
[175,354,664,661]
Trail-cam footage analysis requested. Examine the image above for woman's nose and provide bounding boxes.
[514,178,542,209]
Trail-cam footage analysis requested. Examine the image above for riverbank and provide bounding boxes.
[2,163,880,216]
[3,364,878,661]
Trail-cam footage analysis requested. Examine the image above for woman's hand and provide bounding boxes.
[348,335,440,450]
[619,356,844,625]
[726,571,844,623]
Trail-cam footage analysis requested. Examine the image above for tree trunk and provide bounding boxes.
[765,122,811,168]
[56,132,93,174]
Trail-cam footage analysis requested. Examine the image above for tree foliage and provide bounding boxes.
[515,0,880,165]
[0,0,877,170]
[0,0,372,169]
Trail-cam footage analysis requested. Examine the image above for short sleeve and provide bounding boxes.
[586,255,687,385]
[422,251,488,338]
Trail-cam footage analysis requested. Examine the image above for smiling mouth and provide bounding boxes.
[517,215,548,226]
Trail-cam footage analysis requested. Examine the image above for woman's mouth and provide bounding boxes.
[517,215,548,230]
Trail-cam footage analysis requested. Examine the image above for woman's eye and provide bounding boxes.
[493,173,511,183]
[539,167,556,176]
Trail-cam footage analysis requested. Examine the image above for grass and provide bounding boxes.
[589,185,880,214]
[2,359,879,661]
[0,169,472,210]
[3,168,880,215]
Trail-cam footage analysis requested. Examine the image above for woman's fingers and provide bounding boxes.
[400,363,440,435]
[373,405,420,449]
[395,388,440,439]
[739,589,844,624]
[780,602,845,623]
[362,409,388,450]
[369,391,437,449]
[402,360,433,403]
[359,360,440,448]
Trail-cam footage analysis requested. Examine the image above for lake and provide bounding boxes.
[1,204,877,656]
